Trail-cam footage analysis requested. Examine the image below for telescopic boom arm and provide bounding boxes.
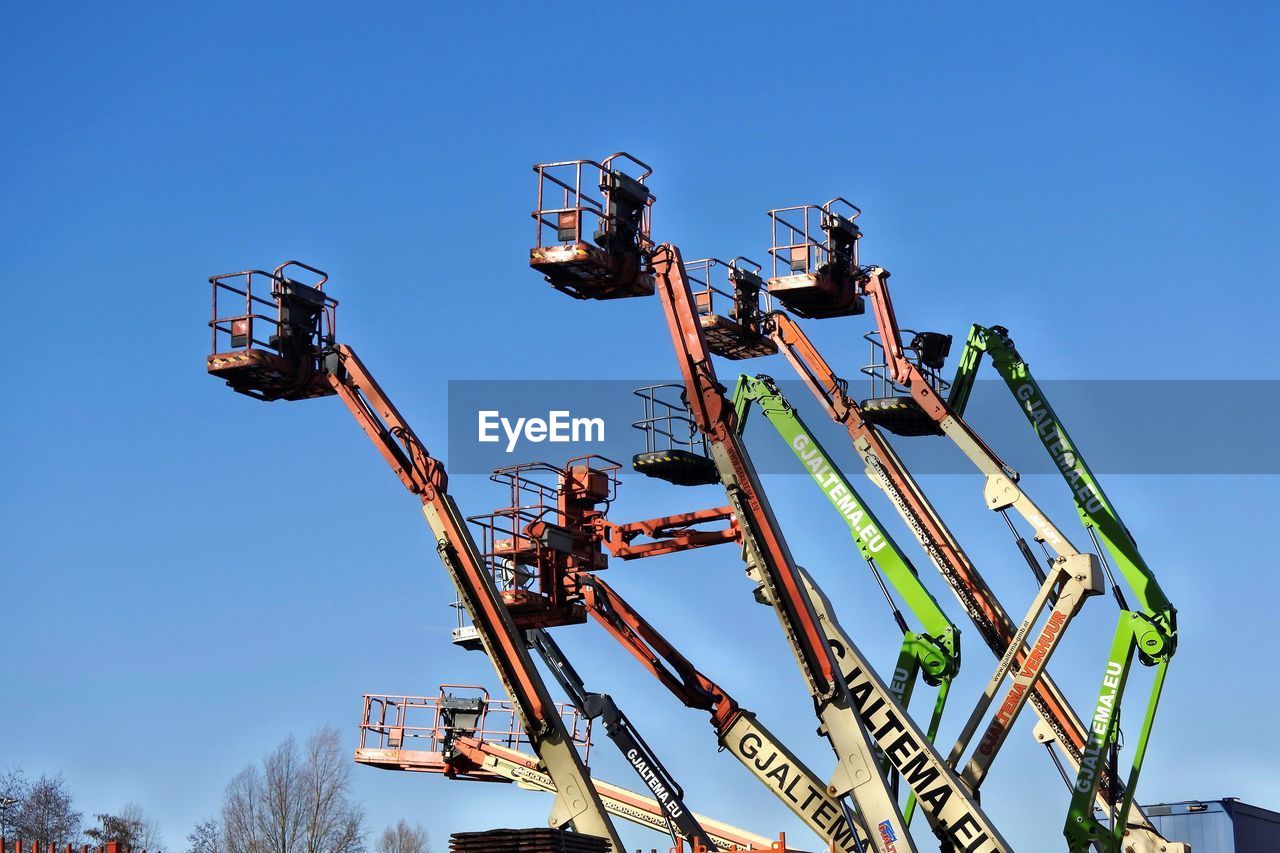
[206,266,624,850]
[466,454,865,850]
[577,575,868,852]
[731,373,960,820]
[650,245,918,852]
[528,158,916,850]
[328,345,626,842]
[731,373,960,701]
[762,312,1167,836]
[530,628,721,851]
[949,324,1178,852]
[850,269,1109,791]
[649,245,1018,853]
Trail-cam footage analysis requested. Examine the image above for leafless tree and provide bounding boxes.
[260,736,303,852]
[299,728,364,853]
[186,817,221,853]
[222,764,262,853]
[120,802,165,850]
[375,820,429,853]
[13,774,80,846]
[84,802,165,849]
[0,767,28,839]
[220,726,366,853]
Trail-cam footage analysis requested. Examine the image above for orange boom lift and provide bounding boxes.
[205,263,624,850]
[529,154,1009,853]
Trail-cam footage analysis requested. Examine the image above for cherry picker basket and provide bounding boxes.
[765,198,866,319]
[207,261,338,401]
[631,385,719,486]
[689,257,778,360]
[860,329,953,436]
[458,457,625,644]
[530,153,655,300]
[354,685,591,776]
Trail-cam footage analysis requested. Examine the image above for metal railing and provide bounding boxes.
[357,686,591,759]
[767,198,861,279]
[208,261,336,356]
[632,384,711,458]
[459,457,621,629]
[686,257,771,321]
[862,329,951,397]
[531,153,653,251]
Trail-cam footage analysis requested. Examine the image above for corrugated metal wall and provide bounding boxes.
[1228,800,1280,853]
[1142,799,1280,853]
[1147,802,1234,852]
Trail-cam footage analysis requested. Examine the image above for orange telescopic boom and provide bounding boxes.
[206,264,624,850]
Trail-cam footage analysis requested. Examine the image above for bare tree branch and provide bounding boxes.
[375,820,429,853]
[218,727,366,853]
[186,817,221,853]
[14,774,80,846]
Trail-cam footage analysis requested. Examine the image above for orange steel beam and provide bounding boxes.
[650,244,838,696]
[327,345,549,723]
[597,506,740,560]
[577,574,737,728]
[571,575,868,852]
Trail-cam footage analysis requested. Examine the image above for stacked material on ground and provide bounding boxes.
[449,827,612,853]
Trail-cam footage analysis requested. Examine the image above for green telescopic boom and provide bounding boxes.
[731,372,961,821]
[949,324,1179,853]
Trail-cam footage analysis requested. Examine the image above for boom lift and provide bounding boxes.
[459,456,733,850]
[533,158,910,850]
[642,252,1010,853]
[766,201,1106,794]
[205,263,624,851]
[731,373,961,819]
[757,211,1182,853]
[530,156,1009,853]
[465,456,870,852]
[354,685,774,850]
[948,324,1178,852]
[672,271,964,804]
[697,258,963,765]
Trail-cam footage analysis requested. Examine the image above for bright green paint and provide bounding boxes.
[1063,613,1168,852]
[732,373,964,827]
[949,325,1176,644]
[950,325,1178,853]
[732,374,960,674]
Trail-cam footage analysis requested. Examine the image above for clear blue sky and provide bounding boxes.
[1,2,1277,851]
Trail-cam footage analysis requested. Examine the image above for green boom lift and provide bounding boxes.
[732,372,961,822]
[949,324,1178,853]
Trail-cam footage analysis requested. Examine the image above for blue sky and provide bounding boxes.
[1,2,1277,851]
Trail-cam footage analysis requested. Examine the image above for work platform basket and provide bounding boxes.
[766,198,866,319]
[207,261,338,401]
[689,257,778,360]
[354,685,591,776]
[530,154,654,300]
[455,457,625,644]
[631,385,719,487]
[859,329,953,436]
